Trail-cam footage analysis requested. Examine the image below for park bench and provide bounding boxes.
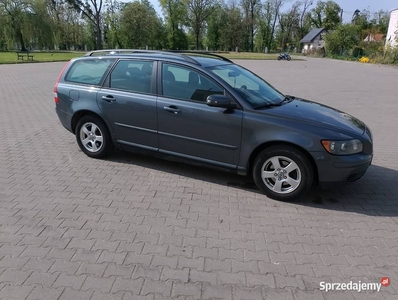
[16,51,34,61]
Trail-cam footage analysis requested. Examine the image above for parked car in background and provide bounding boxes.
[54,50,373,201]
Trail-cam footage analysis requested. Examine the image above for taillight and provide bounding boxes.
[54,61,71,104]
[54,85,59,104]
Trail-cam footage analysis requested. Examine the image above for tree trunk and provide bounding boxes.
[95,15,102,50]
[267,15,278,52]
[17,27,27,51]
[171,22,176,49]
[250,9,254,52]
[195,29,200,50]
[96,27,102,50]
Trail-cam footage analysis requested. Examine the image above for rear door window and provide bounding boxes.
[109,60,154,94]
[65,59,115,85]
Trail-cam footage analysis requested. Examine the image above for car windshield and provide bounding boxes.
[208,64,285,108]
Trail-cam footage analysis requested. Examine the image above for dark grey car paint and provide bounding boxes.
[96,89,158,150]
[55,55,373,190]
[157,96,243,167]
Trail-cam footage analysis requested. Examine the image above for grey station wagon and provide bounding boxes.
[55,50,373,201]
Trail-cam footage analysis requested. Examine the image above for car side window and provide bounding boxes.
[162,63,223,102]
[110,60,153,94]
[65,59,115,85]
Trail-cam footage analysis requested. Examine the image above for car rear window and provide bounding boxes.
[65,59,115,85]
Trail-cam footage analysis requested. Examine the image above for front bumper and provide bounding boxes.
[311,152,372,189]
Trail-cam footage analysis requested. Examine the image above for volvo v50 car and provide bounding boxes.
[55,50,373,201]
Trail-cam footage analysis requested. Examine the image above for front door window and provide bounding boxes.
[162,63,223,103]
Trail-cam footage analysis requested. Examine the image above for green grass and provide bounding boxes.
[0,51,85,64]
[222,52,278,60]
[0,50,304,64]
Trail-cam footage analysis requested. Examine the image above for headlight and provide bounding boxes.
[321,139,363,155]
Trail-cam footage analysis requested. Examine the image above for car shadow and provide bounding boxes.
[107,150,398,217]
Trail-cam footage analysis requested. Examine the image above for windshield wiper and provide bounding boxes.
[254,102,282,109]
[280,95,295,104]
[254,95,295,109]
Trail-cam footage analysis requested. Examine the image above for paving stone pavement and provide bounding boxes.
[0,57,397,300]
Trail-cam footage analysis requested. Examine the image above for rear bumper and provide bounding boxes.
[56,106,73,133]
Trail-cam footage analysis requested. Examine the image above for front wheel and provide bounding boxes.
[252,146,314,201]
[287,56,291,61]
[277,56,282,61]
[75,115,114,159]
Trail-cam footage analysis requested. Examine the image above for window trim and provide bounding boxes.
[208,63,284,108]
[64,58,116,87]
[159,62,226,104]
[104,58,157,95]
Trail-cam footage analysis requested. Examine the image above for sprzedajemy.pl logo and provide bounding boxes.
[320,277,390,292]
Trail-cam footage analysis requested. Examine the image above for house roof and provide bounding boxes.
[364,34,384,42]
[300,28,325,43]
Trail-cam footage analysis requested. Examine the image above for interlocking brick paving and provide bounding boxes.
[0,58,397,299]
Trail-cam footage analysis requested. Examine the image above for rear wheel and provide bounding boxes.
[277,56,282,61]
[253,145,313,201]
[76,115,113,158]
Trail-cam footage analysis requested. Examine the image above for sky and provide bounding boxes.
[332,0,397,22]
[334,0,397,13]
[148,0,397,22]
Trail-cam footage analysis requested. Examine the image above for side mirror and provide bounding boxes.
[206,94,236,109]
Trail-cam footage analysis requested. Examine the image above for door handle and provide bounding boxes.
[163,106,181,114]
[102,95,116,103]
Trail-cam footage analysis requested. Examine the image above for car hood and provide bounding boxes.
[267,98,366,135]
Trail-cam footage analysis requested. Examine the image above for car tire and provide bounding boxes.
[253,145,313,201]
[75,115,114,159]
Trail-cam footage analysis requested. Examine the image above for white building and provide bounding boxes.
[300,28,326,54]
[385,9,398,49]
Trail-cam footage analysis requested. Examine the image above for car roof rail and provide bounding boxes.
[165,50,233,63]
[84,49,159,56]
[84,49,199,65]
[84,49,232,65]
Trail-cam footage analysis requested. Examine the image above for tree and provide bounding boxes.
[141,0,166,49]
[206,6,223,50]
[266,0,286,51]
[219,4,245,51]
[298,0,312,39]
[66,0,104,49]
[256,1,272,52]
[324,23,360,55]
[352,9,373,35]
[27,0,55,49]
[206,2,245,51]
[119,0,163,49]
[370,10,390,34]
[309,0,341,30]
[104,0,123,48]
[45,0,65,49]
[277,2,300,51]
[187,0,218,50]
[241,0,261,51]
[0,0,33,51]
[0,9,5,50]
[160,0,187,49]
